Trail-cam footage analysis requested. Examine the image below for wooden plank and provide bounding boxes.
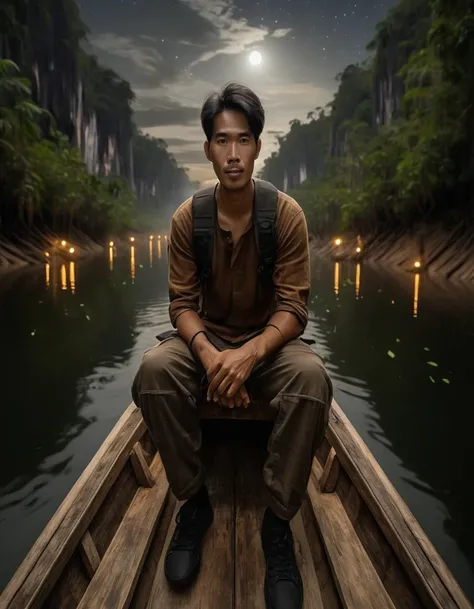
[320,447,339,493]
[1,405,146,609]
[314,459,423,609]
[199,400,275,421]
[146,438,234,608]
[130,443,155,487]
[300,500,343,609]
[327,401,473,609]
[307,473,396,609]
[130,493,178,609]
[234,435,267,609]
[76,455,169,609]
[290,512,325,608]
[79,532,100,579]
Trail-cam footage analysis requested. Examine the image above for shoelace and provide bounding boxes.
[169,504,201,552]
[267,527,299,584]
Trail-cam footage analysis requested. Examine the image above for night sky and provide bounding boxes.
[78,0,396,184]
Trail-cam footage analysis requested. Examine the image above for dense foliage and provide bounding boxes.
[259,0,474,236]
[0,0,194,240]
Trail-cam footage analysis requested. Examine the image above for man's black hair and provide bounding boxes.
[200,82,265,143]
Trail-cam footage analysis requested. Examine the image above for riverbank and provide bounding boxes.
[0,228,107,270]
[311,223,474,284]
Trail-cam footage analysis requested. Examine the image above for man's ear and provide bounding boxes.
[204,140,211,162]
[255,138,262,160]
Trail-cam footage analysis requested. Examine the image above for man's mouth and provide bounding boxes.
[225,168,243,174]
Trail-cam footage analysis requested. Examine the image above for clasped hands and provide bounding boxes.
[205,342,259,408]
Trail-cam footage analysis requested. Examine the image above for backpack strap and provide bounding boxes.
[253,179,278,281]
[192,184,216,284]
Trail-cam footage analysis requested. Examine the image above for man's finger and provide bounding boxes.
[207,368,229,399]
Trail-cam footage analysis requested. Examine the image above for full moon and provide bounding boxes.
[249,51,262,66]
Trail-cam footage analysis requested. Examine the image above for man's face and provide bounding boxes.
[204,109,262,191]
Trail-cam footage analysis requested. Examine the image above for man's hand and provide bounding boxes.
[198,341,250,408]
[206,342,258,403]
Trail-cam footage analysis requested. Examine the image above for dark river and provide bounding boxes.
[1,238,474,602]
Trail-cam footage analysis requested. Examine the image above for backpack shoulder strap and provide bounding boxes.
[192,184,216,283]
[253,179,278,279]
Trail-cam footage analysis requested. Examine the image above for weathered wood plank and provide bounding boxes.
[300,499,343,609]
[1,405,146,609]
[88,460,138,558]
[79,532,100,579]
[320,447,339,493]
[291,512,324,608]
[307,473,396,609]
[327,401,473,609]
[130,492,177,609]
[130,442,155,487]
[314,458,423,609]
[76,455,168,609]
[234,434,267,609]
[146,436,234,608]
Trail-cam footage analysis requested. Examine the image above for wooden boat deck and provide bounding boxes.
[1,402,472,609]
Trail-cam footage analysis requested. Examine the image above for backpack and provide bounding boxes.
[192,178,278,286]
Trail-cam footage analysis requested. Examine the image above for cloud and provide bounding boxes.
[181,0,292,68]
[271,28,292,39]
[134,103,199,128]
[88,32,177,87]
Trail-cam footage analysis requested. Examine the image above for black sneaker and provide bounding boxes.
[261,508,303,609]
[164,486,214,590]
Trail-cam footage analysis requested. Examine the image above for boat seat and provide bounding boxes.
[307,466,396,609]
[199,399,276,421]
[75,452,169,609]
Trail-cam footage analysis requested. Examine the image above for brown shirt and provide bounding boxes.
[167,187,310,343]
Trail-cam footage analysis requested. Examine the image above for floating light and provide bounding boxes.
[45,252,50,257]
[61,240,67,247]
[69,247,75,254]
[130,236,135,242]
[109,241,114,247]
[335,238,342,246]
[149,235,153,240]
[414,261,421,269]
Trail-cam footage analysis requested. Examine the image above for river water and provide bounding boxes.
[1,238,474,601]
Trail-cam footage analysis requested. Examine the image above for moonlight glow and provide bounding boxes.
[249,51,262,66]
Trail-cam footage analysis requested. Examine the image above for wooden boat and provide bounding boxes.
[1,398,472,609]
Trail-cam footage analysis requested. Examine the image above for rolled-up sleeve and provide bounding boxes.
[272,207,310,330]
[168,204,201,327]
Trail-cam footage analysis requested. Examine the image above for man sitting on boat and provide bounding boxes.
[132,82,333,609]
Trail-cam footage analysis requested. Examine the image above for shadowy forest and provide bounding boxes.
[0,0,196,242]
[259,0,474,237]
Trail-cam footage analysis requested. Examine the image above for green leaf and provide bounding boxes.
[429,376,435,383]
[387,350,395,358]
[427,361,438,367]
[396,338,401,343]
[424,347,430,351]
[442,378,450,384]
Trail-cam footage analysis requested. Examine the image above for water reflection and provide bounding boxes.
[45,263,50,288]
[334,261,340,295]
[149,239,153,267]
[130,245,136,282]
[157,238,162,259]
[60,264,67,291]
[355,263,361,298]
[109,246,114,271]
[70,262,76,294]
[413,272,420,318]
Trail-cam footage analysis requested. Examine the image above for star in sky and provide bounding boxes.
[79,0,397,184]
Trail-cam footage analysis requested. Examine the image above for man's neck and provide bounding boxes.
[216,179,254,220]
